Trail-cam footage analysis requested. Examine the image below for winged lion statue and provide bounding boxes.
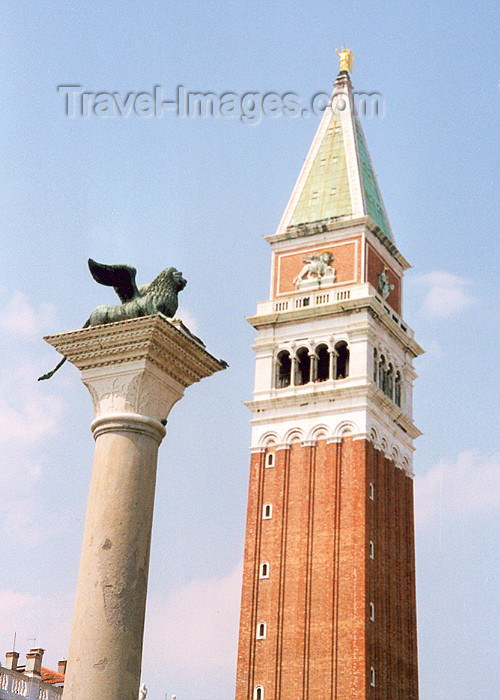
[38,259,187,381]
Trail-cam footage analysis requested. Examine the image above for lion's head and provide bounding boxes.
[171,268,187,292]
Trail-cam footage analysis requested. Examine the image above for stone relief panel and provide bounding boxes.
[274,239,360,297]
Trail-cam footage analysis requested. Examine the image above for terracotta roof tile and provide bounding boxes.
[41,667,65,685]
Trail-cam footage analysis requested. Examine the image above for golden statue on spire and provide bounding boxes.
[336,48,354,73]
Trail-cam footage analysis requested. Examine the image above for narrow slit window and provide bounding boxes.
[262,504,272,520]
[369,482,375,500]
[369,602,375,621]
[370,667,376,687]
[266,452,274,468]
[259,561,269,579]
[254,686,264,700]
[256,621,267,639]
[369,540,374,559]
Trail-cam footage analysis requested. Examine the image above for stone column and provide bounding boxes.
[44,315,225,700]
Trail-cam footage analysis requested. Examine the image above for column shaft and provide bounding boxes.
[44,316,225,699]
[63,417,164,700]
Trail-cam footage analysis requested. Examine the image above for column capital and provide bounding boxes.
[44,314,226,424]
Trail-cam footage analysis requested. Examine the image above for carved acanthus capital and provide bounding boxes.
[44,314,226,424]
[81,364,182,423]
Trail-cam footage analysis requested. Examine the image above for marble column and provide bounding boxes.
[45,315,225,700]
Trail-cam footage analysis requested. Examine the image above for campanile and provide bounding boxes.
[235,53,422,699]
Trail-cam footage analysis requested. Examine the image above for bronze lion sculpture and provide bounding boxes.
[38,259,187,381]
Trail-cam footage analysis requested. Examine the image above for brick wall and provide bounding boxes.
[235,438,418,699]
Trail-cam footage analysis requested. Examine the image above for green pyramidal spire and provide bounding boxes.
[288,110,352,225]
[277,64,393,242]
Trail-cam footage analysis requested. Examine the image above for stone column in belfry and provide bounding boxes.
[44,315,225,700]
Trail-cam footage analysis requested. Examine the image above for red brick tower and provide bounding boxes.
[235,56,423,699]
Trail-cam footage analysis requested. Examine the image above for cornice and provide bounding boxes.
[247,294,423,358]
[365,219,411,270]
[44,314,226,389]
[365,385,422,439]
[264,215,410,270]
[246,382,422,441]
[265,216,369,245]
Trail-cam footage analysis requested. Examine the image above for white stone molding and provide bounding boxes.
[352,432,370,442]
[284,427,305,444]
[380,437,389,456]
[258,432,279,448]
[275,443,291,451]
[390,445,401,467]
[333,419,359,439]
[91,413,166,445]
[340,85,366,218]
[366,422,413,474]
[401,455,411,472]
[45,314,224,392]
[307,424,331,442]
[249,293,423,360]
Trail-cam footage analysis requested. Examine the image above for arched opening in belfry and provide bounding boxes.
[373,348,378,383]
[276,350,291,388]
[316,344,330,381]
[386,363,394,399]
[395,371,402,407]
[378,354,386,391]
[335,341,349,379]
[296,347,311,385]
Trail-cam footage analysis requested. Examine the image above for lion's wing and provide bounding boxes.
[88,259,140,303]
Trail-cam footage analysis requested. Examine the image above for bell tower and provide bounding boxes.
[235,54,422,699]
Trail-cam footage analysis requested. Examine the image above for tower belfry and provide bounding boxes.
[236,53,422,699]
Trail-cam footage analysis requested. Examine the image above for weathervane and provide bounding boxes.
[336,47,354,73]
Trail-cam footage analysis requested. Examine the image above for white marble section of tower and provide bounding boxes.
[248,69,423,468]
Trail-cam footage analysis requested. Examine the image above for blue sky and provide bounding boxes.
[0,1,498,698]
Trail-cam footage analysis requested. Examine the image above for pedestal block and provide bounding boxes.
[44,315,225,700]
